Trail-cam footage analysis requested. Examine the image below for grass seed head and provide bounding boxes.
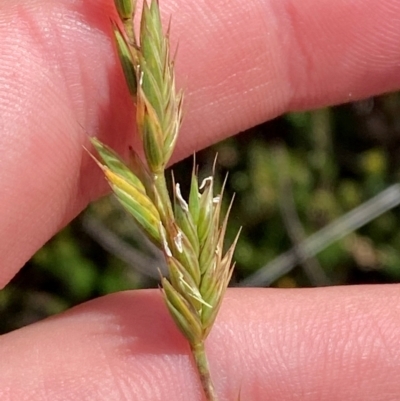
[136,0,183,173]
[92,3,239,399]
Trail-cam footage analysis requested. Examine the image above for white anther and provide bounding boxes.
[200,176,213,191]
[175,184,189,212]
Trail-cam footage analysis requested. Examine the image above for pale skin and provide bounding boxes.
[1,0,400,399]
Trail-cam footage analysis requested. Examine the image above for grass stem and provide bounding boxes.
[191,341,219,401]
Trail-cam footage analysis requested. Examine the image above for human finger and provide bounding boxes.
[1,286,399,400]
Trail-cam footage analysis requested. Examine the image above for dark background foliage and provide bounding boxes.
[2,92,400,334]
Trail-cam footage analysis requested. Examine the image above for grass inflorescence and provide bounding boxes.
[91,1,239,399]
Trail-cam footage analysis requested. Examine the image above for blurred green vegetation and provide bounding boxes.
[2,93,400,334]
